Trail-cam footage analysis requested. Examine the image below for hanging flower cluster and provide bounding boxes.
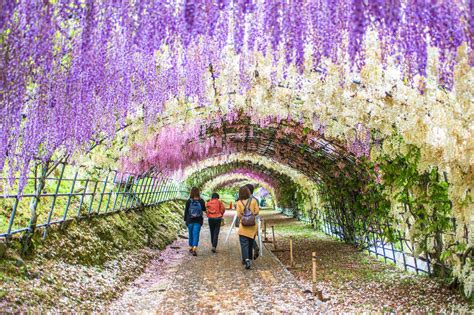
[119,119,232,176]
[0,0,471,191]
[118,110,355,186]
[204,176,253,191]
[254,187,270,199]
[182,152,319,194]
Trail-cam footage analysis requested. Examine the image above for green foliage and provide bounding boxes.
[378,144,455,269]
[2,201,185,267]
[312,138,462,287]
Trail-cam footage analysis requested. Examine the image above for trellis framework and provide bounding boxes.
[278,203,463,276]
[128,114,360,183]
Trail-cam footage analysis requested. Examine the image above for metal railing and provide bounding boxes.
[0,162,189,239]
[277,207,433,275]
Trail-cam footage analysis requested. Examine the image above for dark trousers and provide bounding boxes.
[239,235,254,261]
[253,239,258,250]
[208,218,222,248]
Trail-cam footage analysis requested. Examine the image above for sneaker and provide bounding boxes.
[245,259,251,269]
[189,247,193,253]
[211,247,216,253]
[192,247,197,256]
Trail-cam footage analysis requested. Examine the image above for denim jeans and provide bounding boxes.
[253,239,258,250]
[188,223,201,247]
[239,235,254,261]
[208,218,222,248]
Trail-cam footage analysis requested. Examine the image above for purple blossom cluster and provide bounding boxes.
[347,124,371,159]
[120,121,231,176]
[229,168,281,189]
[0,0,470,189]
[254,187,270,199]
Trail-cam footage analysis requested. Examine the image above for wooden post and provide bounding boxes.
[272,225,277,249]
[264,221,268,241]
[312,252,324,300]
[263,221,272,243]
[290,238,294,267]
[312,252,317,295]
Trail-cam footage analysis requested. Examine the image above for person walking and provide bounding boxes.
[245,183,260,260]
[236,186,260,269]
[184,187,206,256]
[206,192,226,253]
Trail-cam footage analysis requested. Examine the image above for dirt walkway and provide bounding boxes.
[108,210,319,313]
[263,211,472,313]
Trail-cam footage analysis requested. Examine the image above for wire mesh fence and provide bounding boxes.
[0,162,188,239]
[277,207,433,275]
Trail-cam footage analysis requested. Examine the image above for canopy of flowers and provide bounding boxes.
[182,152,318,193]
[200,173,277,200]
[1,0,473,295]
[1,0,472,192]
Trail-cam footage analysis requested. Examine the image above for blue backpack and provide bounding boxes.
[189,199,203,218]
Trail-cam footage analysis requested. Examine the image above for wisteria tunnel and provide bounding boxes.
[0,0,473,312]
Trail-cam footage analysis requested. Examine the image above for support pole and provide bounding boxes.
[21,162,48,254]
[312,252,324,300]
[312,252,317,296]
[289,238,293,267]
[263,221,272,243]
[264,221,268,241]
[272,225,277,249]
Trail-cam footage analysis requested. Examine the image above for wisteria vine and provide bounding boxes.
[0,0,471,192]
[118,110,366,181]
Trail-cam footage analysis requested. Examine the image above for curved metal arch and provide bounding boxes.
[186,161,293,189]
[186,162,298,205]
[209,177,251,190]
[184,119,366,185]
[181,152,319,191]
[202,174,277,200]
[201,170,280,191]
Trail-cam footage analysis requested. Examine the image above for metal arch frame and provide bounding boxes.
[185,161,295,190]
[196,169,280,196]
[184,161,307,205]
[202,175,277,201]
[210,178,253,190]
[184,124,365,185]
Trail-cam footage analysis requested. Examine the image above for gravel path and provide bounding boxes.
[108,210,319,313]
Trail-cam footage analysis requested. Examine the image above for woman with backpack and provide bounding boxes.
[205,192,226,253]
[245,183,260,260]
[236,185,260,269]
[184,187,206,256]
